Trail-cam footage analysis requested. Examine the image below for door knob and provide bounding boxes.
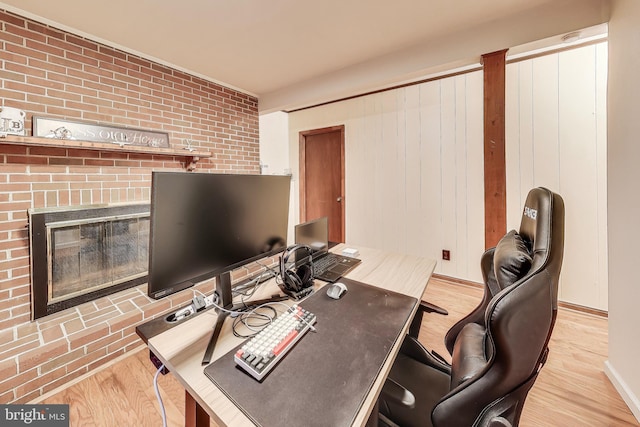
[336,197,342,202]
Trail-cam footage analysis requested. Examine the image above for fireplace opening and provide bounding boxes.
[29,204,150,320]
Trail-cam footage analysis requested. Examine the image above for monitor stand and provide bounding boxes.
[201,272,233,365]
[201,271,288,365]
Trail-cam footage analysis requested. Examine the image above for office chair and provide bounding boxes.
[379,187,565,427]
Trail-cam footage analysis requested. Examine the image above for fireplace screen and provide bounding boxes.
[30,204,150,319]
[49,215,149,303]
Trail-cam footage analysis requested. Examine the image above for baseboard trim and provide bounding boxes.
[431,274,482,289]
[604,361,640,423]
[558,301,608,318]
[432,274,608,318]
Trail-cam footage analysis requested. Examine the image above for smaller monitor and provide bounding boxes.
[294,217,329,257]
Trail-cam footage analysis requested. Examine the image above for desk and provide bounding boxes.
[143,245,435,427]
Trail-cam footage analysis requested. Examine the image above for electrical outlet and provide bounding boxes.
[442,250,450,261]
[192,296,206,312]
[149,350,169,374]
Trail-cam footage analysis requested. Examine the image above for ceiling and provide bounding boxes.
[0,0,610,112]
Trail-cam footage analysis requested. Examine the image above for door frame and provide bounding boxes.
[299,125,346,241]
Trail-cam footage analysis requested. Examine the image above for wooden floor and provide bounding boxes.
[41,277,639,426]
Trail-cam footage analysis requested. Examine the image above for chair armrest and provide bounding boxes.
[381,377,416,408]
[419,300,449,316]
[401,335,451,374]
[408,300,448,338]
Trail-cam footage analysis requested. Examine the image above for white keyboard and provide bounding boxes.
[234,304,316,381]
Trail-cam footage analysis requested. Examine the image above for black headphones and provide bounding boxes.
[279,244,315,295]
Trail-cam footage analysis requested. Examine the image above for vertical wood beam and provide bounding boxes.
[482,49,508,249]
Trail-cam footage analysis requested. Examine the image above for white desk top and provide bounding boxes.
[147,245,436,427]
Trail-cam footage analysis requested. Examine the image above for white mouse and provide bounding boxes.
[326,282,348,299]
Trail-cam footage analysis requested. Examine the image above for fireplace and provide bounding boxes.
[29,204,150,320]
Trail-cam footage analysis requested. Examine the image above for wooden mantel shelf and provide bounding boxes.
[0,135,212,171]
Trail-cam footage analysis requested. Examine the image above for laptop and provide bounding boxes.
[294,217,361,282]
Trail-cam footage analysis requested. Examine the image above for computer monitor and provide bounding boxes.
[148,171,291,300]
[294,216,329,257]
[148,171,291,364]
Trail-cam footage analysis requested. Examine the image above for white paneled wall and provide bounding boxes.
[506,42,608,310]
[274,42,608,309]
[288,72,485,282]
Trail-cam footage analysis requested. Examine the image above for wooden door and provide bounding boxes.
[299,126,345,243]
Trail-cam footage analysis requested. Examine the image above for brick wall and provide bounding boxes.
[0,9,261,403]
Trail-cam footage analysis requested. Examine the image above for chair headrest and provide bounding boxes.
[518,187,564,276]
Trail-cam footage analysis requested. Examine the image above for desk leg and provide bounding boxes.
[185,390,210,427]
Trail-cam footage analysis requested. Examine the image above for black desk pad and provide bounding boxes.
[204,278,418,427]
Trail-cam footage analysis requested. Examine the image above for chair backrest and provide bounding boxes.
[433,187,565,427]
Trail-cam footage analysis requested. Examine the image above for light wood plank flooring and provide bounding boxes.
[41,277,639,426]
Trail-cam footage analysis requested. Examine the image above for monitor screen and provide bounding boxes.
[147,172,291,299]
[294,216,329,257]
